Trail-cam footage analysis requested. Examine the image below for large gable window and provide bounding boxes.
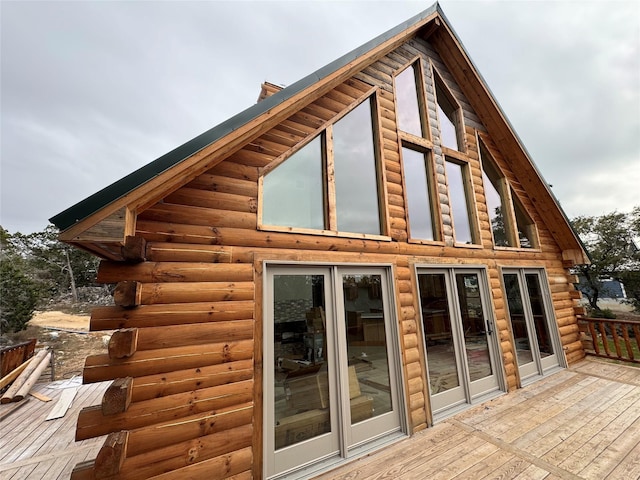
[434,72,463,152]
[445,159,476,245]
[333,100,381,235]
[260,96,383,237]
[479,139,537,249]
[394,59,440,243]
[403,147,437,241]
[394,62,425,138]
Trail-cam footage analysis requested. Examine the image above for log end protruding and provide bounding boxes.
[108,329,139,359]
[122,235,147,263]
[95,430,129,479]
[102,377,133,416]
[113,281,141,308]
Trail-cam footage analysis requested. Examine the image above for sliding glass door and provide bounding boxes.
[265,266,403,479]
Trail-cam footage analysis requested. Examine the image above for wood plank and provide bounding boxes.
[45,387,78,421]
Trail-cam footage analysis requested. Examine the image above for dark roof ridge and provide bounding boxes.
[49,3,440,231]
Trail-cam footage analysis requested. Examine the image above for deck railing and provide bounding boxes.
[578,316,640,364]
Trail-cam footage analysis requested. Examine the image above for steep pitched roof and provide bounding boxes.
[50,3,588,264]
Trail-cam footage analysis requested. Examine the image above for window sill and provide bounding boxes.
[407,238,446,246]
[453,242,483,249]
[258,224,392,242]
[493,246,542,253]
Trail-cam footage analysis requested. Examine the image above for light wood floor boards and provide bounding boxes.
[313,358,640,480]
[0,380,109,480]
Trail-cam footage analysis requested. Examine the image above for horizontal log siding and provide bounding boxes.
[80,37,583,479]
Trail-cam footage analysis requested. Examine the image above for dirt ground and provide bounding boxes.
[3,311,110,380]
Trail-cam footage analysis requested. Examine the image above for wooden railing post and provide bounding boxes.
[578,317,640,365]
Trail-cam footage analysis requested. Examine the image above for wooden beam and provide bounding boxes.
[94,431,129,478]
[102,377,133,415]
[108,328,139,359]
[89,300,255,331]
[83,340,253,383]
[77,379,253,440]
[97,261,254,284]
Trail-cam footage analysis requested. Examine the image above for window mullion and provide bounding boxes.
[325,125,338,231]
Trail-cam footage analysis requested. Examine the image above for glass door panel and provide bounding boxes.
[338,269,401,448]
[455,274,496,392]
[267,270,339,478]
[503,273,536,377]
[525,274,554,357]
[418,273,465,412]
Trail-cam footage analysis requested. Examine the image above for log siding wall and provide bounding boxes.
[74,35,584,480]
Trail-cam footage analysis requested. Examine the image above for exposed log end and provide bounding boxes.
[122,235,147,262]
[71,460,95,480]
[108,329,139,359]
[113,281,141,308]
[95,431,129,478]
[102,377,133,416]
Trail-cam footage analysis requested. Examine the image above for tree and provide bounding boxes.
[0,227,41,333]
[9,225,99,301]
[571,208,640,312]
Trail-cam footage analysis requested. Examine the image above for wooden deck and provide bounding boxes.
[0,359,638,479]
[314,358,640,480]
[0,379,109,480]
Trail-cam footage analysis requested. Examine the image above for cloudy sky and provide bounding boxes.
[1,0,638,234]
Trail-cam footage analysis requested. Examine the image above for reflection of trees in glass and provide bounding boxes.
[490,206,509,247]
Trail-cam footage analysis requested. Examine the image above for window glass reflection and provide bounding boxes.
[395,64,423,137]
[263,137,324,230]
[333,100,381,235]
[403,147,435,240]
[446,160,474,244]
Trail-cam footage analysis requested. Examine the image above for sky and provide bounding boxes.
[1,0,639,235]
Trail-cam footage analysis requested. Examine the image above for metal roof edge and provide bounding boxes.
[49,3,439,232]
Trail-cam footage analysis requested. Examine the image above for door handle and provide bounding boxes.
[486,321,494,335]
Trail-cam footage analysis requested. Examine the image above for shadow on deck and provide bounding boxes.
[314,358,640,480]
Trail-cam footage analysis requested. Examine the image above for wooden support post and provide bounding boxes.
[102,377,134,415]
[108,329,139,359]
[95,431,129,479]
[122,235,147,262]
[113,281,141,308]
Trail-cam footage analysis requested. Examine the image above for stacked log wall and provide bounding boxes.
[75,35,584,479]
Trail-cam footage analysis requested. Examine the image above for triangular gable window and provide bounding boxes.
[260,97,383,237]
[479,139,538,249]
[434,71,462,152]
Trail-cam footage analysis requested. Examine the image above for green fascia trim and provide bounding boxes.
[49,3,439,232]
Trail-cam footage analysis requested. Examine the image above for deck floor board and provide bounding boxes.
[1,358,638,480]
[0,380,109,480]
[313,358,640,480]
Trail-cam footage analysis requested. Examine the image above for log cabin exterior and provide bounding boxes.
[50,4,589,479]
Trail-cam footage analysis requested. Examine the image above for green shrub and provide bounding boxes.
[0,260,41,333]
[591,308,617,319]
